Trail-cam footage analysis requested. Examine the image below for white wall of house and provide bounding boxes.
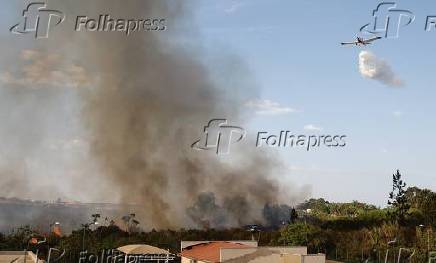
[281,253,325,263]
[220,247,258,261]
[220,247,308,263]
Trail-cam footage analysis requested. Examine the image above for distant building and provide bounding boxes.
[179,241,325,263]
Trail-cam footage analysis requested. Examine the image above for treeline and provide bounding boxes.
[280,170,436,262]
[1,170,435,263]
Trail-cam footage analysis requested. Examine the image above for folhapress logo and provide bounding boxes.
[192,119,246,155]
[10,2,65,39]
[356,2,436,39]
[360,2,414,38]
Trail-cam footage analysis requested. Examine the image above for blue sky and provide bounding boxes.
[193,0,436,205]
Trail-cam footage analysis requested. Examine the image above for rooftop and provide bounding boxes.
[180,241,251,263]
[117,244,170,255]
[0,251,38,263]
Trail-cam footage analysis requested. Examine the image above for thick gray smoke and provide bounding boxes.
[0,0,309,230]
[187,192,295,229]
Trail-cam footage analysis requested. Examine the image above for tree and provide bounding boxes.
[121,213,138,233]
[281,222,317,246]
[290,208,298,224]
[406,187,436,227]
[297,198,331,217]
[388,170,410,225]
[130,219,141,233]
[91,214,101,224]
[121,215,131,232]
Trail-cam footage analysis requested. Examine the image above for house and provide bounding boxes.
[180,241,256,263]
[180,241,325,263]
[117,244,176,262]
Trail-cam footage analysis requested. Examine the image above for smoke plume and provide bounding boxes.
[359,50,404,87]
[0,0,309,230]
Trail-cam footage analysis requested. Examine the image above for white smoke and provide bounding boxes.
[358,51,403,87]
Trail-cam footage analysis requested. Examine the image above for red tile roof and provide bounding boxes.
[180,241,250,263]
